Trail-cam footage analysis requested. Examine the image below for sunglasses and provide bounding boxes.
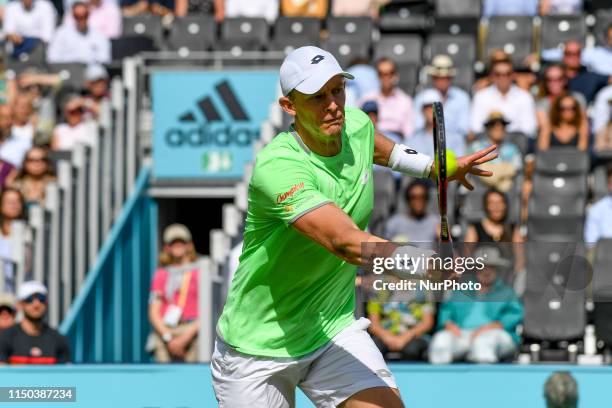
[378,70,396,77]
[492,71,512,77]
[26,157,47,163]
[74,14,89,20]
[545,76,564,83]
[23,293,47,304]
[0,305,15,314]
[560,104,577,111]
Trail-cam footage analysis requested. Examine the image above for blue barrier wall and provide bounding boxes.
[0,364,610,407]
[59,167,158,363]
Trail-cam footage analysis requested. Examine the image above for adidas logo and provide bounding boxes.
[178,80,250,123]
[165,79,259,148]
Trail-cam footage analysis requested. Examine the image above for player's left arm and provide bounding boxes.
[373,130,498,190]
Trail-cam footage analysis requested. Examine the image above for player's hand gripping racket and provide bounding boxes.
[432,102,451,244]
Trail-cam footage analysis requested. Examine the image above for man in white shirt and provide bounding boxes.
[47,1,111,64]
[582,24,612,77]
[3,0,57,45]
[224,0,278,23]
[470,59,537,137]
[414,55,470,141]
[63,0,122,39]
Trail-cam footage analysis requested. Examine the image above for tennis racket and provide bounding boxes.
[433,102,451,243]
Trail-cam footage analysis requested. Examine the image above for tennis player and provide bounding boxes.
[212,46,497,408]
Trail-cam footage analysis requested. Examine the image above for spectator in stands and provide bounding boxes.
[47,2,111,65]
[222,0,279,23]
[281,0,327,19]
[0,281,71,364]
[544,371,578,408]
[482,0,538,16]
[0,105,30,172]
[465,189,521,243]
[345,57,380,109]
[585,164,612,246]
[0,188,26,238]
[361,58,414,141]
[3,0,57,59]
[593,85,612,136]
[64,0,122,39]
[562,41,610,103]
[536,64,587,131]
[0,293,16,330]
[538,94,588,151]
[429,246,523,364]
[383,179,438,245]
[467,113,522,193]
[367,283,434,361]
[414,55,470,144]
[331,0,389,18]
[13,68,62,138]
[410,89,464,157]
[582,24,612,77]
[10,95,35,161]
[11,147,56,207]
[82,64,110,121]
[539,0,582,14]
[175,0,222,18]
[51,95,98,151]
[470,59,537,138]
[149,224,200,363]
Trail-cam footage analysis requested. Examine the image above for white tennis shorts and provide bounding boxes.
[211,317,398,408]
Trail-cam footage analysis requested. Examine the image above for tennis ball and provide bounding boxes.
[446,149,458,178]
[434,149,458,178]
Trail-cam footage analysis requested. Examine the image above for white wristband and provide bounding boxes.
[388,144,434,178]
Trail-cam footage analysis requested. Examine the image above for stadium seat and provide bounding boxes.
[427,34,476,68]
[271,17,321,53]
[592,165,608,201]
[111,36,157,61]
[593,239,612,348]
[373,35,423,65]
[370,170,396,237]
[4,43,47,75]
[506,132,529,157]
[122,15,164,50]
[532,173,588,198]
[378,1,432,32]
[523,285,586,342]
[326,17,374,45]
[593,11,612,46]
[167,16,216,53]
[47,63,87,90]
[217,18,269,51]
[396,63,420,95]
[431,17,479,36]
[534,148,590,175]
[484,16,534,67]
[540,15,587,51]
[320,38,370,70]
[527,196,585,241]
[435,0,481,17]
[586,0,612,13]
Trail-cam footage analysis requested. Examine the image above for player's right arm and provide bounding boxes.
[292,203,387,265]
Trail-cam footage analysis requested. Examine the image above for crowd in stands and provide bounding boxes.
[0,0,610,365]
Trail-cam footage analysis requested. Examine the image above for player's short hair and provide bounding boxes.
[544,371,578,408]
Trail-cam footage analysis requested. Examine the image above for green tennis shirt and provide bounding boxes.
[217,107,375,358]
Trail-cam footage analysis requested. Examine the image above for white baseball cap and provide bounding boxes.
[17,281,48,301]
[279,46,354,96]
[420,88,442,106]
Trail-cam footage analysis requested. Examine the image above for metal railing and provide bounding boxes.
[58,167,156,362]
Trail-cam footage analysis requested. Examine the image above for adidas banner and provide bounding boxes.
[152,70,278,179]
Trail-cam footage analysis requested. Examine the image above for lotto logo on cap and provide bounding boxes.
[279,46,354,96]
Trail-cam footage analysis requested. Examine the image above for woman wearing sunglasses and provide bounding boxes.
[11,146,56,207]
[538,93,589,151]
